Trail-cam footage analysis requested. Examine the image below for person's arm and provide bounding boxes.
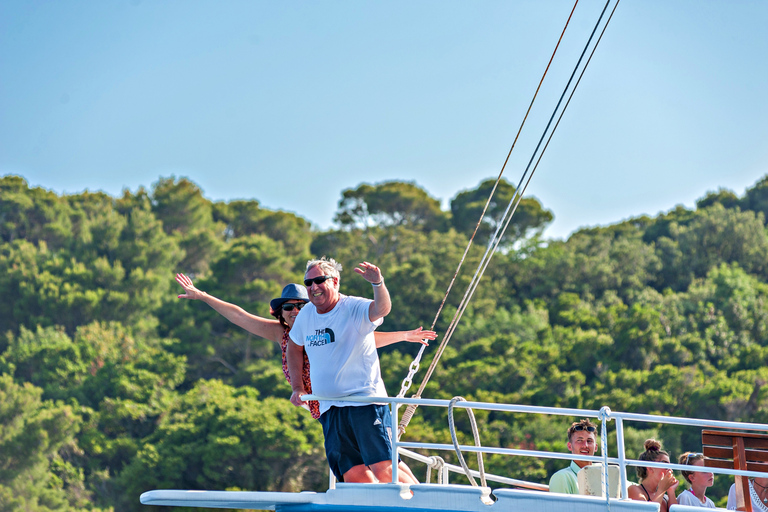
[627,484,647,501]
[175,273,284,343]
[354,261,391,322]
[287,339,307,407]
[374,327,437,348]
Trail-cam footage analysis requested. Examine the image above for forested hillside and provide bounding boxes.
[2,174,768,511]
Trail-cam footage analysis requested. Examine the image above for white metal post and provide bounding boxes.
[391,401,400,484]
[615,417,628,499]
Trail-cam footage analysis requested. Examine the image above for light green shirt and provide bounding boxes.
[549,461,582,494]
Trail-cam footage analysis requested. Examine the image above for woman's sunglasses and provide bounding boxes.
[282,303,306,312]
[304,275,335,287]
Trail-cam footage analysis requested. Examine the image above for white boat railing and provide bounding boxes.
[303,394,768,500]
[397,446,549,491]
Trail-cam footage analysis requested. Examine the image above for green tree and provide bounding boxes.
[677,204,768,279]
[214,200,313,262]
[0,322,186,497]
[741,175,768,221]
[335,181,449,233]
[0,374,90,511]
[115,380,325,511]
[696,188,740,210]
[159,234,299,381]
[151,177,213,236]
[151,176,224,275]
[67,191,127,263]
[0,175,73,250]
[450,178,553,248]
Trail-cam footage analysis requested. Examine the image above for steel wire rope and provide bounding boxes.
[398,0,619,437]
[438,0,616,345]
[395,0,581,435]
[501,0,623,254]
[491,0,622,271]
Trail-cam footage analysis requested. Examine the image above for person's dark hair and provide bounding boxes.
[567,419,597,442]
[678,452,705,484]
[270,305,290,329]
[635,439,670,480]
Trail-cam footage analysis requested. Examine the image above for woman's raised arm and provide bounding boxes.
[175,273,284,344]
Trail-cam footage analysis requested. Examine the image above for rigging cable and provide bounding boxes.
[398,0,621,437]
[396,0,581,425]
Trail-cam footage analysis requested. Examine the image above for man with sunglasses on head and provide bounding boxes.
[287,256,419,485]
[549,419,598,494]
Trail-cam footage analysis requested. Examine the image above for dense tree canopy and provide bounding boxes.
[450,178,553,248]
[2,173,768,510]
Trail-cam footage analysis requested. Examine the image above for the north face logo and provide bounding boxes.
[307,328,336,347]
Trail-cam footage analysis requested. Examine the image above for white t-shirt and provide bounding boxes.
[727,481,768,511]
[677,489,715,508]
[289,294,385,415]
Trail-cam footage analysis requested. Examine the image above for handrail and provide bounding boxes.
[397,447,549,491]
[303,394,768,498]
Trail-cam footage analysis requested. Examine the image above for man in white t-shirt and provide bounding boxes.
[287,257,418,485]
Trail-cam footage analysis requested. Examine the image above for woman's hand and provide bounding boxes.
[659,470,679,494]
[176,273,204,300]
[403,327,437,345]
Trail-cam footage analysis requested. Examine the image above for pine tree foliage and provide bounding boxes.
[2,173,768,509]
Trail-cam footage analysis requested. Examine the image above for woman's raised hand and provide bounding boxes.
[659,470,679,494]
[175,273,204,300]
[403,327,437,345]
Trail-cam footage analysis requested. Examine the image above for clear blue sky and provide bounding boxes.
[2,1,767,239]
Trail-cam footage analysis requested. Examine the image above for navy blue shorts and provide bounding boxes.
[319,404,394,481]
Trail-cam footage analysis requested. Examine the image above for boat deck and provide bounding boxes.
[141,483,666,511]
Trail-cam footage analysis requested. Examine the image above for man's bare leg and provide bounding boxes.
[398,461,419,484]
[343,463,377,483]
[369,460,419,484]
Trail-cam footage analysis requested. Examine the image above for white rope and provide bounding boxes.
[447,397,487,488]
[424,455,446,484]
[598,406,613,509]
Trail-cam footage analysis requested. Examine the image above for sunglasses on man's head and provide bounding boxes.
[573,425,596,433]
[304,275,334,287]
[282,303,306,312]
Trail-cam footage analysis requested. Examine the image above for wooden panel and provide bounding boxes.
[701,430,768,512]
[702,430,768,440]
[745,449,768,462]
[744,437,768,450]
[703,446,735,459]
[704,446,768,463]
[702,432,737,447]
[701,430,768,450]
[704,458,768,473]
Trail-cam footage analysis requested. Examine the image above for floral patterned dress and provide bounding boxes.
[281,328,320,419]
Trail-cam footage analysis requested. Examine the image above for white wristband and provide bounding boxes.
[371,281,383,287]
